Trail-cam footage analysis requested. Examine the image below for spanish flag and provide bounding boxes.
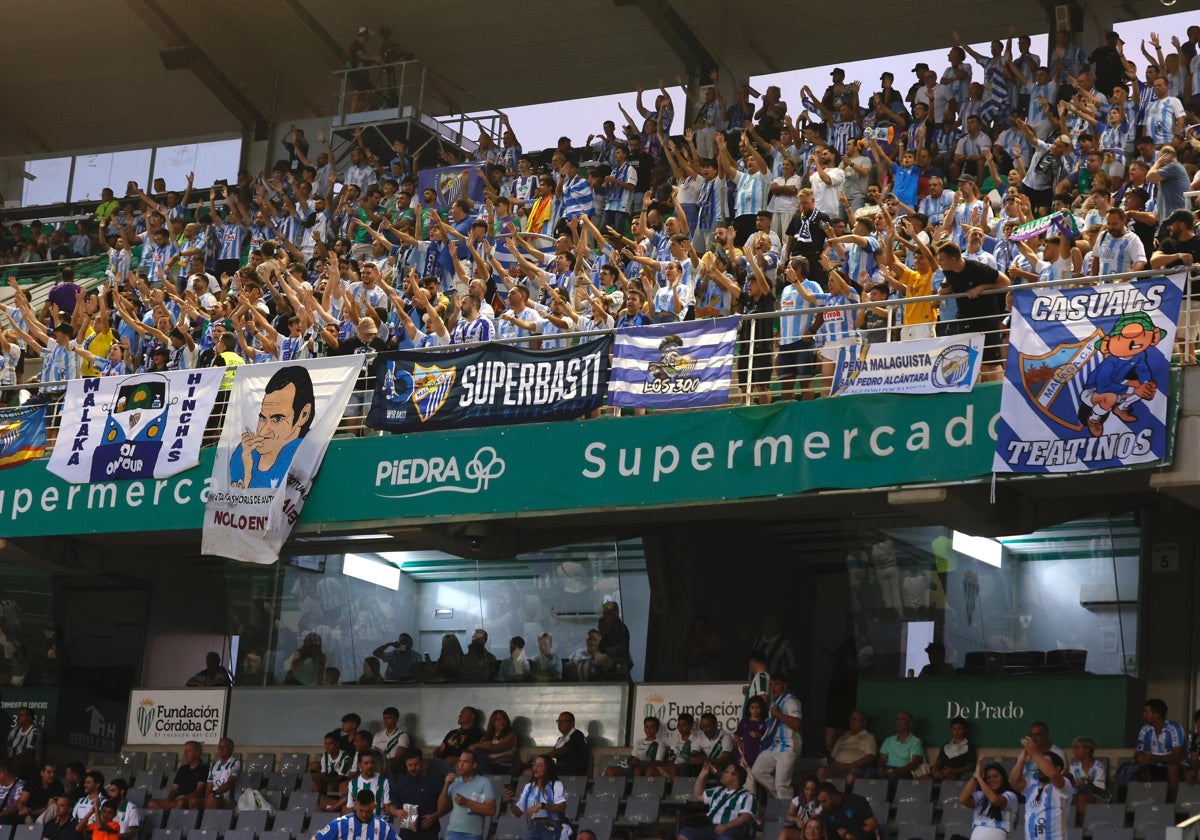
[0,404,47,469]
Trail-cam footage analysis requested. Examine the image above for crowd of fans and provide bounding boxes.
[2,25,1198,409]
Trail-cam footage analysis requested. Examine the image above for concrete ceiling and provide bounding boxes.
[2,0,1197,159]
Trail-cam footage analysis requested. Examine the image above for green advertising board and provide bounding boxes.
[0,386,1005,538]
[858,675,1144,747]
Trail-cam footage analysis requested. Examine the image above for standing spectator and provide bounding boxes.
[597,601,633,676]
[389,751,442,840]
[958,759,1018,840]
[752,675,803,800]
[753,615,798,684]
[438,752,494,840]
[315,791,399,840]
[6,707,41,779]
[1009,741,1073,840]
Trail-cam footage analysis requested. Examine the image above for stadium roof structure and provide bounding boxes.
[3,0,1196,159]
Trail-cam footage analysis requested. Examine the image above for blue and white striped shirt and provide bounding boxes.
[733,171,770,218]
[314,813,399,840]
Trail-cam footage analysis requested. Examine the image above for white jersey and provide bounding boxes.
[971,790,1017,832]
[1025,778,1074,840]
[372,728,409,761]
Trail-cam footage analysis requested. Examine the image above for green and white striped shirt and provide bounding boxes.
[705,786,756,825]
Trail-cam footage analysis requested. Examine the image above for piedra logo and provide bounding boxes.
[135,699,156,737]
[643,694,666,721]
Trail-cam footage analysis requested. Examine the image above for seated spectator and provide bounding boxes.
[958,759,1017,840]
[185,652,232,687]
[1068,736,1110,822]
[1135,698,1185,799]
[777,777,821,840]
[373,706,411,773]
[518,711,590,778]
[875,711,924,781]
[389,750,442,840]
[146,741,207,811]
[339,713,363,753]
[918,642,956,677]
[497,637,531,682]
[606,716,675,778]
[359,657,385,684]
[930,717,976,781]
[68,770,100,820]
[819,710,877,782]
[679,763,756,840]
[329,751,390,815]
[816,781,878,840]
[373,633,424,681]
[691,713,735,769]
[18,762,65,822]
[0,761,24,826]
[597,601,633,675]
[309,731,353,800]
[472,710,518,775]
[38,796,77,840]
[568,630,615,681]
[503,756,567,840]
[462,630,499,682]
[437,635,467,682]
[284,632,327,685]
[101,779,139,840]
[202,737,240,810]
[433,707,484,763]
[529,634,561,682]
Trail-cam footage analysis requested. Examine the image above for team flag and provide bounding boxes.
[0,404,47,469]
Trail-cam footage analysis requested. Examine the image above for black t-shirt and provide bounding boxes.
[173,762,209,796]
[941,260,1003,319]
[1158,236,1200,298]
[337,335,388,381]
[391,770,443,839]
[786,210,831,254]
[23,777,63,811]
[438,726,483,760]
[555,729,591,776]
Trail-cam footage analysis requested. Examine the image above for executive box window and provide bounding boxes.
[224,540,650,686]
[845,514,1140,678]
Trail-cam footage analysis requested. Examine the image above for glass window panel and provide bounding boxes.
[70,149,152,202]
[152,139,241,193]
[22,157,71,207]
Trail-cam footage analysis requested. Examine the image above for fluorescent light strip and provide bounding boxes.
[952,531,1003,568]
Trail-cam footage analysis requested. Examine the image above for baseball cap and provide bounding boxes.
[831,67,845,77]
[957,174,976,184]
[198,292,218,310]
[912,62,930,73]
[880,71,894,80]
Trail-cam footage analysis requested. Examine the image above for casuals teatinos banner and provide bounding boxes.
[994,272,1184,473]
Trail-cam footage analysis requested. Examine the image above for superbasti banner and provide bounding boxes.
[994,273,1184,473]
[367,338,610,432]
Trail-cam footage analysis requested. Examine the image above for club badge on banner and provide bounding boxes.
[831,334,985,397]
[609,316,738,408]
[0,405,46,469]
[994,272,1184,474]
[202,356,364,564]
[367,338,611,433]
[47,369,223,483]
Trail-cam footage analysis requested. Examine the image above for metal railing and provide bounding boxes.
[1,268,1192,454]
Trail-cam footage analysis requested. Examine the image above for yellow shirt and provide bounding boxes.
[895,264,936,325]
[80,327,116,378]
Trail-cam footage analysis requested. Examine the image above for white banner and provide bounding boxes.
[632,682,744,739]
[47,369,223,483]
[126,688,227,744]
[831,333,984,396]
[201,356,364,564]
